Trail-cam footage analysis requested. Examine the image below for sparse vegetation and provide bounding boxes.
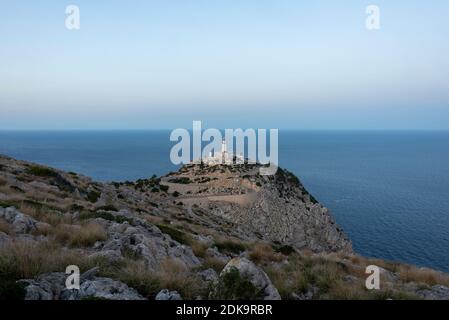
[190,241,208,258]
[2,156,449,301]
[105,259,207,300]
[79,211,133,224]
[273,244,296,255]
[214,239,246,255]
[53,222,107,247]
[398,265,449,287]
[86,190,101,203]
[0,201,13,208]
[156,224,190,244]
[210,267,264,300]
[202,256,227,273]
[248,242,283,264]
[0,240,101,279]
[25,165,57,178]
[169,177,192,184]
[0,218,10,234]
[96,204,118,212]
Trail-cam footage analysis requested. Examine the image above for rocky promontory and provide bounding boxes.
[1,154,449,300]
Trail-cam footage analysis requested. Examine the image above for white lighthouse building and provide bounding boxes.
[203,139,243,165]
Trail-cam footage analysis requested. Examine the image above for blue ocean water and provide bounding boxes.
[0,130,448,272]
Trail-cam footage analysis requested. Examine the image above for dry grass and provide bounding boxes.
[266,252,448,300]
[107,261,162,299]
[398,265,449,286]
[12,200,69,227]
[248,242,283,264]
[324,282,370,300]
[108,259,207,299]
[142,214,166,226]
[264,254,350,299]
[202,256,227,273]
[348,255,362,265]
[0,240,99,279]
[157,259,207,298]
[190,240,208,258]
[0,218,10,234]
[53,221,107,247]
[265,263,306,299]
[343,254,400,273]
[213,237,246,255]
[32,222,52,237]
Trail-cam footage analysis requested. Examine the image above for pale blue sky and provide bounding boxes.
[1,1,448,130]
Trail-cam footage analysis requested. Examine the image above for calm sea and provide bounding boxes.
[0,130,448,272]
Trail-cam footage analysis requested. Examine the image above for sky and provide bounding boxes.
[0,0,448,130]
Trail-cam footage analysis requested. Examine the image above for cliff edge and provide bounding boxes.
[1,155,449,300]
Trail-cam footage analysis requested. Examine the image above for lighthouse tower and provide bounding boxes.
[221,139,227,163]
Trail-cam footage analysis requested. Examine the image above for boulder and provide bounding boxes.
[198,268,218,282]
[92,220,200,270]
[19,271,145,300]
[417,285,449,300]
[75,277,145,300]
[155,289,182,300]
[0,207,37,234]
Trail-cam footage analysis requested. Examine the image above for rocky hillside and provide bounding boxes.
[1,154,449,300]
[161,163,351,253]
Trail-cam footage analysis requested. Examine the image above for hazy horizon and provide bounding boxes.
[1,1,448,130]
[1,128,449,132]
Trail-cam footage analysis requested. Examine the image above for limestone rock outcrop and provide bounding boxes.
[19,269,145,300]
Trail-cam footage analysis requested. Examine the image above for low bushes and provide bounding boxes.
[25,166,57,178]
[0,240,98,279]
[79,211,132,224]
[53,222,107,247]
[156,224,190,245]
[248,243,283,264]
[86,190,101,203]
[214,239,246,255]
[210,267,264,300]
[106,259,207,300]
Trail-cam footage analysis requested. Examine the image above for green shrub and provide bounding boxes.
[86,190,101,203]
[96,205,118,212]
[25,165,57,177]
[214,240,246,255]
[210,267,264,300]
[159,185,169,192]
[156,224,189,244]
[70,204,85,211]
[79,211,132,224]
[0,201,12,208]
[273,245,295,255]
[170,177,192,184]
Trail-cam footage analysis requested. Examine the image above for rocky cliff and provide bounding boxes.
[160,163,351,253]
[1,155,449,300]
